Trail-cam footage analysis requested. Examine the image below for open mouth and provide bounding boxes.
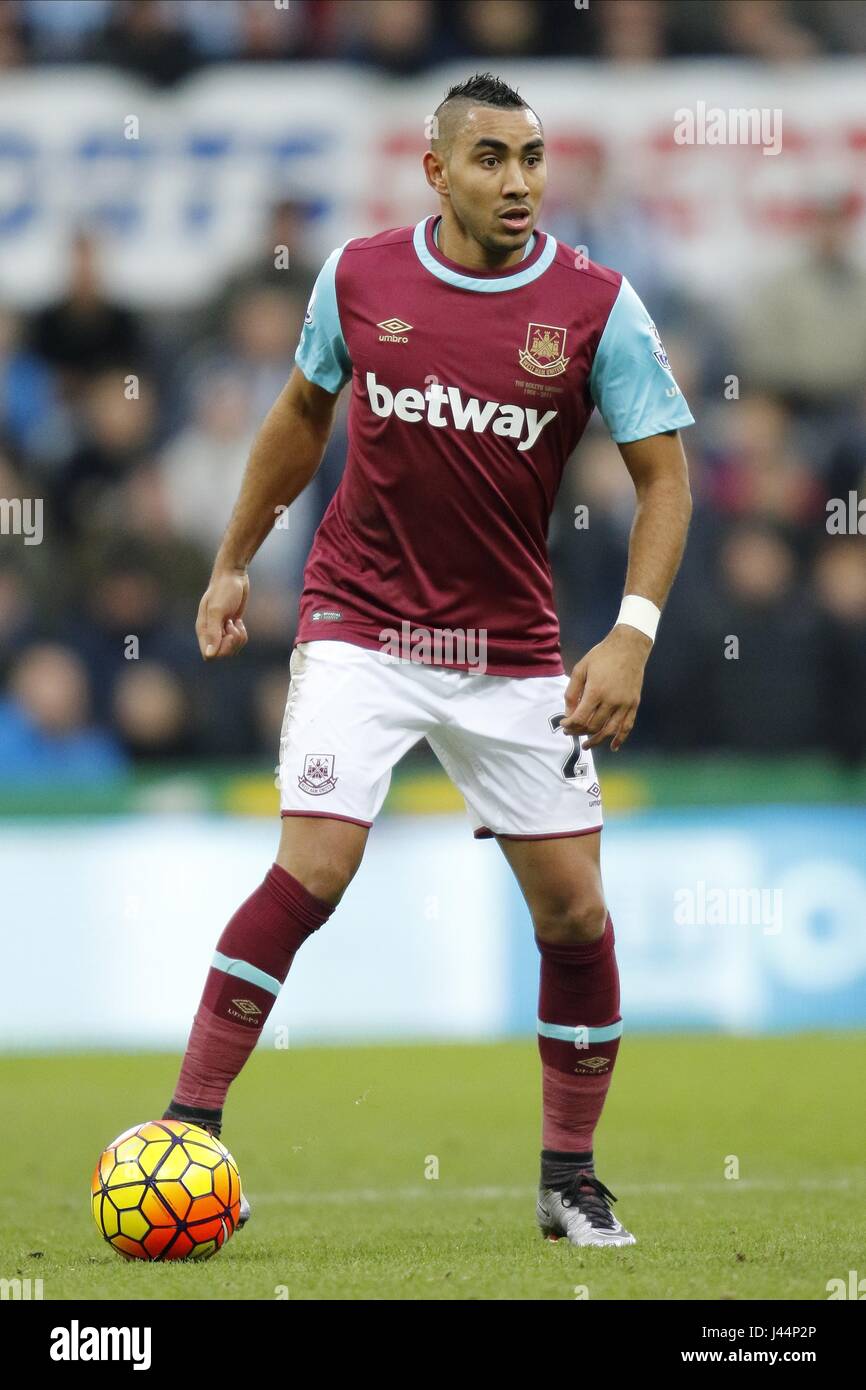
[499,208,531,232]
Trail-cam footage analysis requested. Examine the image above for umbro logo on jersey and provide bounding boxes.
[377,317,412,343]
[366,371,557,452]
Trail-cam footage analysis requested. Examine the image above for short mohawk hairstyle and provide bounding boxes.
[431,72,535,154]
[439,72,528,111]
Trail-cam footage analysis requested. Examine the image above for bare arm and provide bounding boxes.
[561,429,692,750]
[196,366,341,660]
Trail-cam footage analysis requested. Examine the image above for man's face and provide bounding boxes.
[439,106,546,255]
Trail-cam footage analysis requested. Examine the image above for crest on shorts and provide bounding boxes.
[298,753,338,796]
[518,323,570,378]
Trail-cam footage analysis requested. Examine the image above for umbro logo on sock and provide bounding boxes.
[231,999,262,1017]
[573,1056,610,1073]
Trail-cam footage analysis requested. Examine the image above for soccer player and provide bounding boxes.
[164,73,694,1247]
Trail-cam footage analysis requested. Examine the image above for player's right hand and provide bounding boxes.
[196,568,250,660]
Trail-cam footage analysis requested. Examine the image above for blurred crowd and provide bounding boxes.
[1,0,866,781]
[2,181,866,782]
[553,185,866,766]
[1,0,865,76]
[0,202,341,779]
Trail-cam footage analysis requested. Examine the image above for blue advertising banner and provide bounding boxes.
[2,807,864,1049]
[508,807,866,1035]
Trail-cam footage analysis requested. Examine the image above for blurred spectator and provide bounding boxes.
[667,0,847,57]
[689,524,822,753]
[28,234,145,382]
[814,539,866,765]
[235,0,303,62]
[737,192,866,412]
[596,0,667,62]
[181,285,324,587]
[85,0,199,87]
[825,389,866,502]
[158,371,255,552]
[0,644,127,781]
[22,0,111,61]
[545,143,677,314]
[460,0,545,59]
[201,200,320,340]
[68,544,197,723]
[111,660,195,760]
[0,1,25,68]
[89,463,177,546]
[723,0,820,61]
[706,394,823,532]
[166,0,249,60]
[0,563,38,675]
[553,430,635,665]
[0,309,65,460]
[223,285,304,422]
[343,0,447,74]
[53,369,158,534]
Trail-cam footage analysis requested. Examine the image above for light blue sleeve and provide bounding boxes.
[589,277,695,443]
[294,243,352,394]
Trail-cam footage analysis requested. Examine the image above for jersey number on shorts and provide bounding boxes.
[548,713,587,782]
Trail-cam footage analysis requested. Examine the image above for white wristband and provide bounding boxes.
[616,594,661,642]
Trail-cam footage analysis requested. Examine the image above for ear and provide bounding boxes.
[422,150,448,198]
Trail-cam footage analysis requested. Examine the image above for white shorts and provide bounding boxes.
[277,640,603,840]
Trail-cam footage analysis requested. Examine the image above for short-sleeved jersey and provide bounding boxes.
[294,215,694,676]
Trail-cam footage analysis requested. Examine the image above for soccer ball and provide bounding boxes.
[91,1120,243,1261]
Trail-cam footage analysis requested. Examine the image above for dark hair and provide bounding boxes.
[431,73,535,153]
[438,72,528,112]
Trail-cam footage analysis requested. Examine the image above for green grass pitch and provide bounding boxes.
[1,1034,863,1301]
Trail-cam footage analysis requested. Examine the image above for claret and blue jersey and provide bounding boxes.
[294,214,694,676]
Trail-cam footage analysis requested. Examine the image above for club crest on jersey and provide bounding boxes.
[298,753,338,796]
[518,323,570,378]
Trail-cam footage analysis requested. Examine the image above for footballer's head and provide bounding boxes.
[424,73,545,260]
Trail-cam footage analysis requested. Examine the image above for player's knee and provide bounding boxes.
[290,859,356,907]
[275,847,360,907]
[532,894,607,945]
[277,817,367,908]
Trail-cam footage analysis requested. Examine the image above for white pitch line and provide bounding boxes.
[251,1175,862,1207]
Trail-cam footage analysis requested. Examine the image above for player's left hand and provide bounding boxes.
[561,625,653,752]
